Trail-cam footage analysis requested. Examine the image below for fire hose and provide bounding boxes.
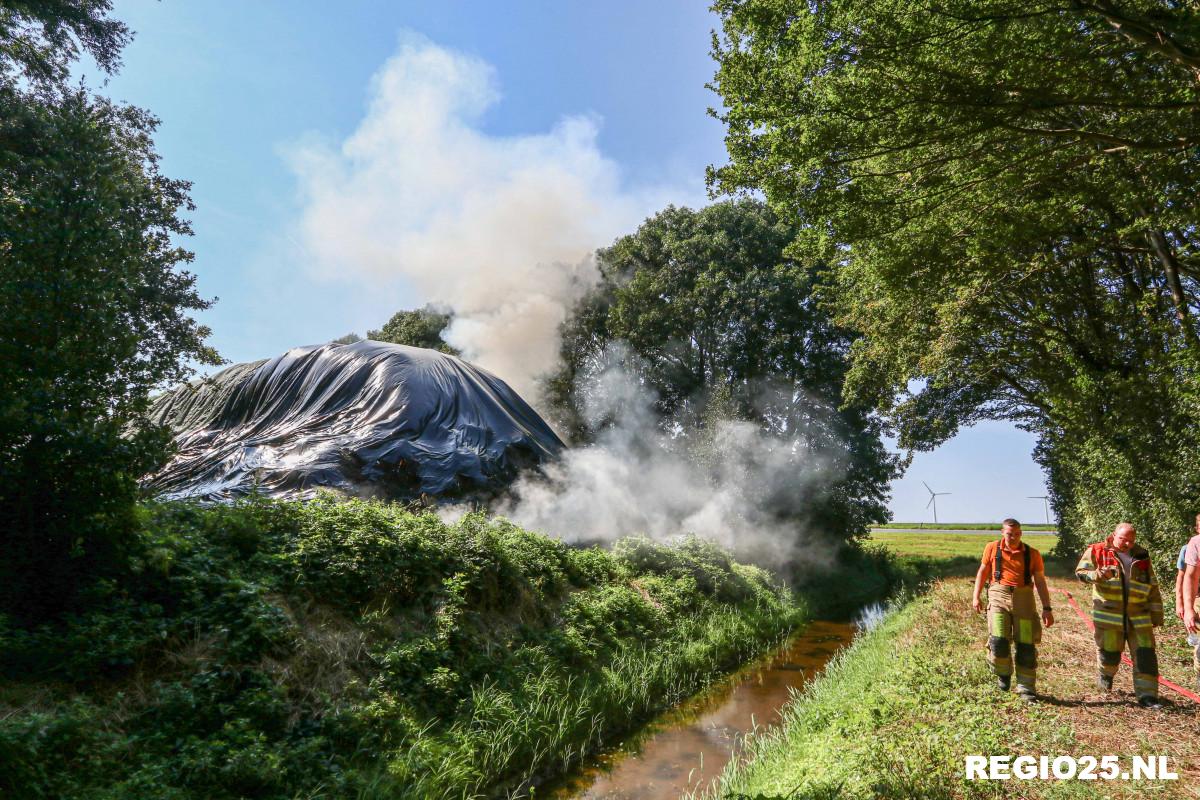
[1055,587,1200,704]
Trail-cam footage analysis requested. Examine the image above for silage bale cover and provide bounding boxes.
[143,340,563,502]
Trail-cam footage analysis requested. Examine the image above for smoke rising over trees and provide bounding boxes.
[538,200,900,552]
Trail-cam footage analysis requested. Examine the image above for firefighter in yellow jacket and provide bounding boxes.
[1075,523,1165,708]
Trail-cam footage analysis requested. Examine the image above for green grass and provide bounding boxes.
[867,531,1077,581]
[869,531,1059,560]
[0,497,805,800]
[700,582,1099,800]
[876,522,1057,531]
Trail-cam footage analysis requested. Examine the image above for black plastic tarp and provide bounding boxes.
[143,340,564,502]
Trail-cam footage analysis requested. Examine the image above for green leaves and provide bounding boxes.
[0,498,802,798]
[1,3,220,621]
[709,0,1200,551]
[0,1,130,89]
[367,304,460,355]
[0,86,220,620]
[547,200,900,542]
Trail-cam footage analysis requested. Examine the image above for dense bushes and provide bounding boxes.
[0,497,804,799]
[1043,412,1200,579]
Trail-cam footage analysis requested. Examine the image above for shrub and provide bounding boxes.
[0,498,807,799]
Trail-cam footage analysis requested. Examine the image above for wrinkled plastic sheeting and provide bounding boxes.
[142,340,565,502]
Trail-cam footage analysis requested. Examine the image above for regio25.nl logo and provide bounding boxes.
[965,755,1176,781]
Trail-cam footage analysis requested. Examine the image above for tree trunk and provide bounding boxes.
[1146,228,1199,348]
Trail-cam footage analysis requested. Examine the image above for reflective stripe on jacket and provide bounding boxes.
[1075,538,1164,628]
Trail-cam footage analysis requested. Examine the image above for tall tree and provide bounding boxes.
[0,0,128,87]
[709,0,1200,555]
[0,3,218,619]
[368,304,460,355]
[548,200,901,542]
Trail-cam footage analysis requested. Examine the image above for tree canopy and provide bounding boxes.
[709,0,1200,554]
[0,0,129,87]
[548,200,901,543]
[0,2,218,619]
[368,304,460,355]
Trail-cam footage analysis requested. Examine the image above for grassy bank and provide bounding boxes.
[0,498,804,799]
[705,576,1198,799]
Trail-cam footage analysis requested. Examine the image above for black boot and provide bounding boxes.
[1097,672,1113,692]
[997,674,1011,691]
[1137,695,1164,709]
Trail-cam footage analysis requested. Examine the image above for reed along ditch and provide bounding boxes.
[544,620,857,800]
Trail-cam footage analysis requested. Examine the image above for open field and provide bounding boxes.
[706,576,1200,799]
[876,528,1059,537]
[876,522,1058,531]
[869,529,1059,562]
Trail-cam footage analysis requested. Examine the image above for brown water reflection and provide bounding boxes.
[545,620,857,800]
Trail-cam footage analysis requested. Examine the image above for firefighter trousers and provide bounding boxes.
[1094,616,1158,700]
[987,583,1041,692]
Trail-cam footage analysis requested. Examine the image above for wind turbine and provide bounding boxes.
[923,481,950,525]
[1028,495,1051,525]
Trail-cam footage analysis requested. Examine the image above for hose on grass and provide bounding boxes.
[1055,588,1200,704]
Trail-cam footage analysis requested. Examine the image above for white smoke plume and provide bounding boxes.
[284,34,846,562]
[494,346,844,568]
[284,33,684,400]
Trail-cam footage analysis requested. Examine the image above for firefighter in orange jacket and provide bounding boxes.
[1075,523,1165,708]
[972,519,1054,700]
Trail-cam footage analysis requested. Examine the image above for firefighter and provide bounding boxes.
[1075,523,1165,708]
[972,519,1054,700]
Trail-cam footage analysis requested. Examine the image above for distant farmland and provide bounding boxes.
[874,522,1057,531]
[869,530,1059,560]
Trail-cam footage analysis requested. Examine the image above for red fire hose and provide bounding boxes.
[1055,587,1200,704]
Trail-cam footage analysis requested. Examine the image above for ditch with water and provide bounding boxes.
[544,620,858,800]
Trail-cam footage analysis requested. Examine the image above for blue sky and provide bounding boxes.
[98,0,1049,523]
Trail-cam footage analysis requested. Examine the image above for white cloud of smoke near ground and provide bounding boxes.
[284,33,684,400]
[494,347,844,568]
